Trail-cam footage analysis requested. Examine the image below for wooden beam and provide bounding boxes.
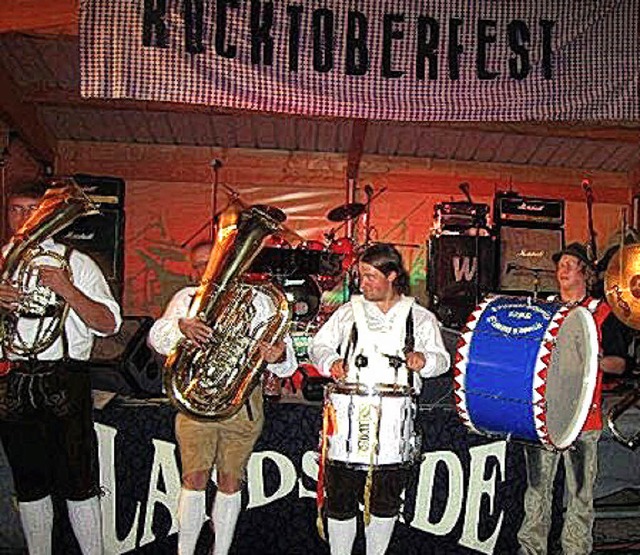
[0,57,57,166]
[427,122,640,144]
[1,0,78,35]
[345,119,368,180]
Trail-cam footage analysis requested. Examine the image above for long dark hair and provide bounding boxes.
[359,243,410,295]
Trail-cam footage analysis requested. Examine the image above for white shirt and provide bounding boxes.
[309,295,450,392]
[148,285,297,378]
[2,238,122,361]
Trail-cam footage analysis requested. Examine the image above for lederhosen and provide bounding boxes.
[325,308,415,520]
[0,247,100,502]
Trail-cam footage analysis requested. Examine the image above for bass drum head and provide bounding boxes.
[281,275,321,322]
[545,306,599,449]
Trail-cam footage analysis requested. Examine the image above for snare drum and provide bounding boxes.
[324,383,419,468]
[454,295,599,450]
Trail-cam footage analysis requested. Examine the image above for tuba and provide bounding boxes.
[164,204,291,420]
[0,181,98,357]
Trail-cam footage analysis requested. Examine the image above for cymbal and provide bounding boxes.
[252,204,287,223]
[327,202,365,222]
[604,243,640,329]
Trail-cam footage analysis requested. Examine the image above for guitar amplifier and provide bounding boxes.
[494,194,564,227]
[434,202,489,231]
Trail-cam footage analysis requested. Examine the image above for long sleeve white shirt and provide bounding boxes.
[309,295,450,392]
[148,285,297,377]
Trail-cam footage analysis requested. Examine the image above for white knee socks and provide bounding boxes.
[19,496,54,555]
[365,515,396,555]
[67,496,103,555]
[177,488,207,555]
[327,517,357,555]
[211,490,242,555]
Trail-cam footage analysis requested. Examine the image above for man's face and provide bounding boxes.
[556,254,586,290]
[357,261,396,302]
[189,245,212,281]
[7,195,40,235]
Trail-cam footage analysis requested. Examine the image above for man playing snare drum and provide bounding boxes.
[518,242,627,555]
[310,243,450,555]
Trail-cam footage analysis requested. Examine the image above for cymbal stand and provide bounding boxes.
[364,184,373,245]
[180,163,241,248]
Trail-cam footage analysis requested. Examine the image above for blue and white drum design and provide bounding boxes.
[454,295,599,450]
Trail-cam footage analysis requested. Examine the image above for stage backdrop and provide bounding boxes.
[80,0,639,121]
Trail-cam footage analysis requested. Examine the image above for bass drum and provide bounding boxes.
[454,295,599,450]
[281,275,321,322]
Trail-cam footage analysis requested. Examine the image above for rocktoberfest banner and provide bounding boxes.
[80,0,639,121]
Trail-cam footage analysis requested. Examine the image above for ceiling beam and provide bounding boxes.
[346,119,368,181]
[1,0,78,35]
[428,122,640,144]
[0,57,57,166]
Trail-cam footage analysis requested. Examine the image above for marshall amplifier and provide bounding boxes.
[494,194,564,227]
[434,202,489,231]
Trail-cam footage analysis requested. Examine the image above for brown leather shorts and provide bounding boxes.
[175,387,264,482]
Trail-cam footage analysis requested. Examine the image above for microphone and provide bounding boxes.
[459,182,472,203]
[364,184,374,197]
[211,159,223,169]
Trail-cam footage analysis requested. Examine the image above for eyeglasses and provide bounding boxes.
[8,205,39,215]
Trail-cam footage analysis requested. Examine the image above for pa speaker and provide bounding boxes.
[427,235,495,328]
[89,316,163,396]
[498,226,563,295]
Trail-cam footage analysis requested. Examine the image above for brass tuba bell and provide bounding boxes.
[164,204,291,420]
[0,180,98,357]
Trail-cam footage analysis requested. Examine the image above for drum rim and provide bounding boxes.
[326,382,415,397]
[545,306,599,450]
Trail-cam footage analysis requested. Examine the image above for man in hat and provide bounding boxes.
[517,242,627,555]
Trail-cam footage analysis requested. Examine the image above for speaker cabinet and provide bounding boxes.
[427,235,495,328]
[89,316,163,396]
[497,226,563,295]
[55,175,125,302]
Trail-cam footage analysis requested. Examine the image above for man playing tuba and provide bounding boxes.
[148,237,297,555]
[0,181,122,554]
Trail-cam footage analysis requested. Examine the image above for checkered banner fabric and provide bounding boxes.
[80,0,639,121]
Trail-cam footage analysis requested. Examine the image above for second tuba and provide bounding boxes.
[164,204,291,420]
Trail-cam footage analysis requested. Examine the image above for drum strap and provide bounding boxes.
[342,323,358,375]
[404,309,415,389]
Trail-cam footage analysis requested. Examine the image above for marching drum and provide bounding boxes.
[324,383,419,468]
[454,296,599,450]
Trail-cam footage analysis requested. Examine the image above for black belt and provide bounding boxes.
[9,359,87,375]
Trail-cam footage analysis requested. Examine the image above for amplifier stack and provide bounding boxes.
[493,193,564,296]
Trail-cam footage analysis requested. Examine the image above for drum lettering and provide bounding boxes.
[508,310,532,320]
[513,323,543,334]
[487,315,513,334]
[358,404,372,453]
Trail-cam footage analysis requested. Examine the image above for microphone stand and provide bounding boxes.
[210,159,222,242]
[364,185,373,246]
